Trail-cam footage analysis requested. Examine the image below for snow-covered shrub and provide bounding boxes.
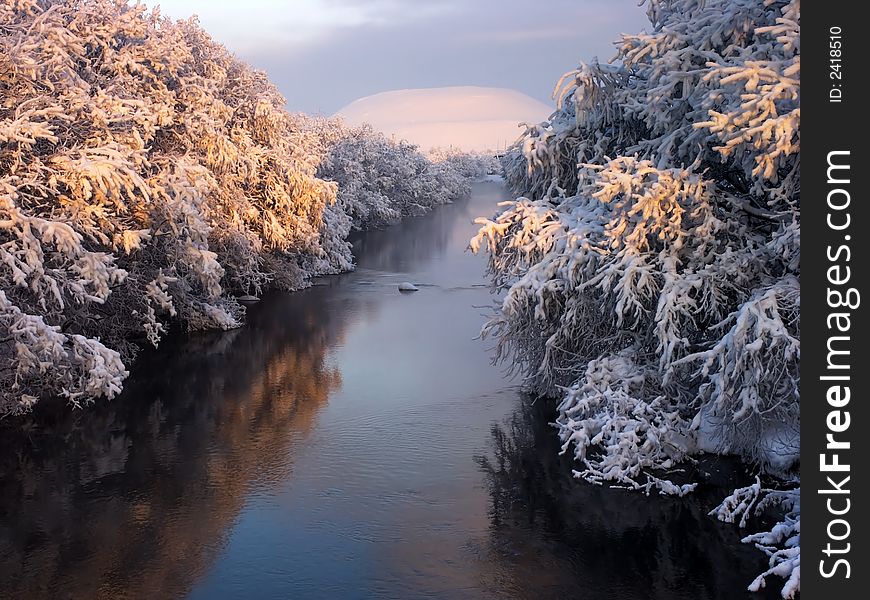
[428,146,502,179]
[318,123,473,227]
[472,0,799,595]
[0,0,333,412]
[711,479,800,597]
[304,119,475,273]
[0,0,476,413]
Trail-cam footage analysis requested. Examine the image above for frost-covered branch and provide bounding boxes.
[0,0,481,412]
[471,0,800,595]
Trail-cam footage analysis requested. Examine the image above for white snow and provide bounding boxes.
[470,0,801,596]
[0,2,491,414]
[335,87,554,153]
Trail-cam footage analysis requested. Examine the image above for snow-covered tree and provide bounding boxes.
[0,0,479,414]
[427,146,502,179]
[306,121,476,272]
[472,0,799,595]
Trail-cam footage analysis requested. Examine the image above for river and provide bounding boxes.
[0,181,777,599]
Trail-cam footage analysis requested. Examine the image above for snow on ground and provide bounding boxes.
[335,87,554,153]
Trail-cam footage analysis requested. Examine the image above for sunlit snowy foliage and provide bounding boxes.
[299,119,485,273]
[0,0,485,414]
[472,0,800,595]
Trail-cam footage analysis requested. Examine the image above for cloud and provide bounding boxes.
[456,28,580,44]
[321,0,461,24]
[146,0,649,114]
[150,0,372,51]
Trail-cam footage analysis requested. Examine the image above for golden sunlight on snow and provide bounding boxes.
[335,86,554,153]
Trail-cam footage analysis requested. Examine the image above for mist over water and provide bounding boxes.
[0,182,775,599]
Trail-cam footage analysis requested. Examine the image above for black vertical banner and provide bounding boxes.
[802,2,867,598]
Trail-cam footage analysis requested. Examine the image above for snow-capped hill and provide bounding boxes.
[335,86,553,153]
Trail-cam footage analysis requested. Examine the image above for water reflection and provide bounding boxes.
[0,189,468,600]
[351,198,457,274]
[0,290,348,598]
[0,183,775,599]
[475,398,781,600]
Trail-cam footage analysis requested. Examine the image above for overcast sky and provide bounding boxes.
[146,0,649,115]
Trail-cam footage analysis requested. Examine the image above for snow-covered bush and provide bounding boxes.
[0,0,335,413]
[428,146,502,179]
[0,0,475,414]
[303,119,477,272]
[472,0,800,595]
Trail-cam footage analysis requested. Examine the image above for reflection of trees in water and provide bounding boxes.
[0,289,345,600]
[352,194,468,274]
[0,179,468,599]
[475,398,780,600]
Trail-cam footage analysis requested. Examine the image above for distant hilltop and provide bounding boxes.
[335,86,554,153]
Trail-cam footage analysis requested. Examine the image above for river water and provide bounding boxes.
[0,181,777,599]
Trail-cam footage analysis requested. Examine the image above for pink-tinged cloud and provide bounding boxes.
[336,86,553,152]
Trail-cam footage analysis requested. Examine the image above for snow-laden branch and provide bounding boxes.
[0,0,491,413]
[472,0,800,596]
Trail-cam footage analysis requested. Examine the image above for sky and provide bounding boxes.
[145,0,649,115]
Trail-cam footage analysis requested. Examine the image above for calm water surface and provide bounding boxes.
[0,182,777,599]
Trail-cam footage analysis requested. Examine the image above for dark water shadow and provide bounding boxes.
[350,196,468,274]
[474,398,783,600]
[0,183,471,599]
[0,287,353,598]
[0,184,471,599]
